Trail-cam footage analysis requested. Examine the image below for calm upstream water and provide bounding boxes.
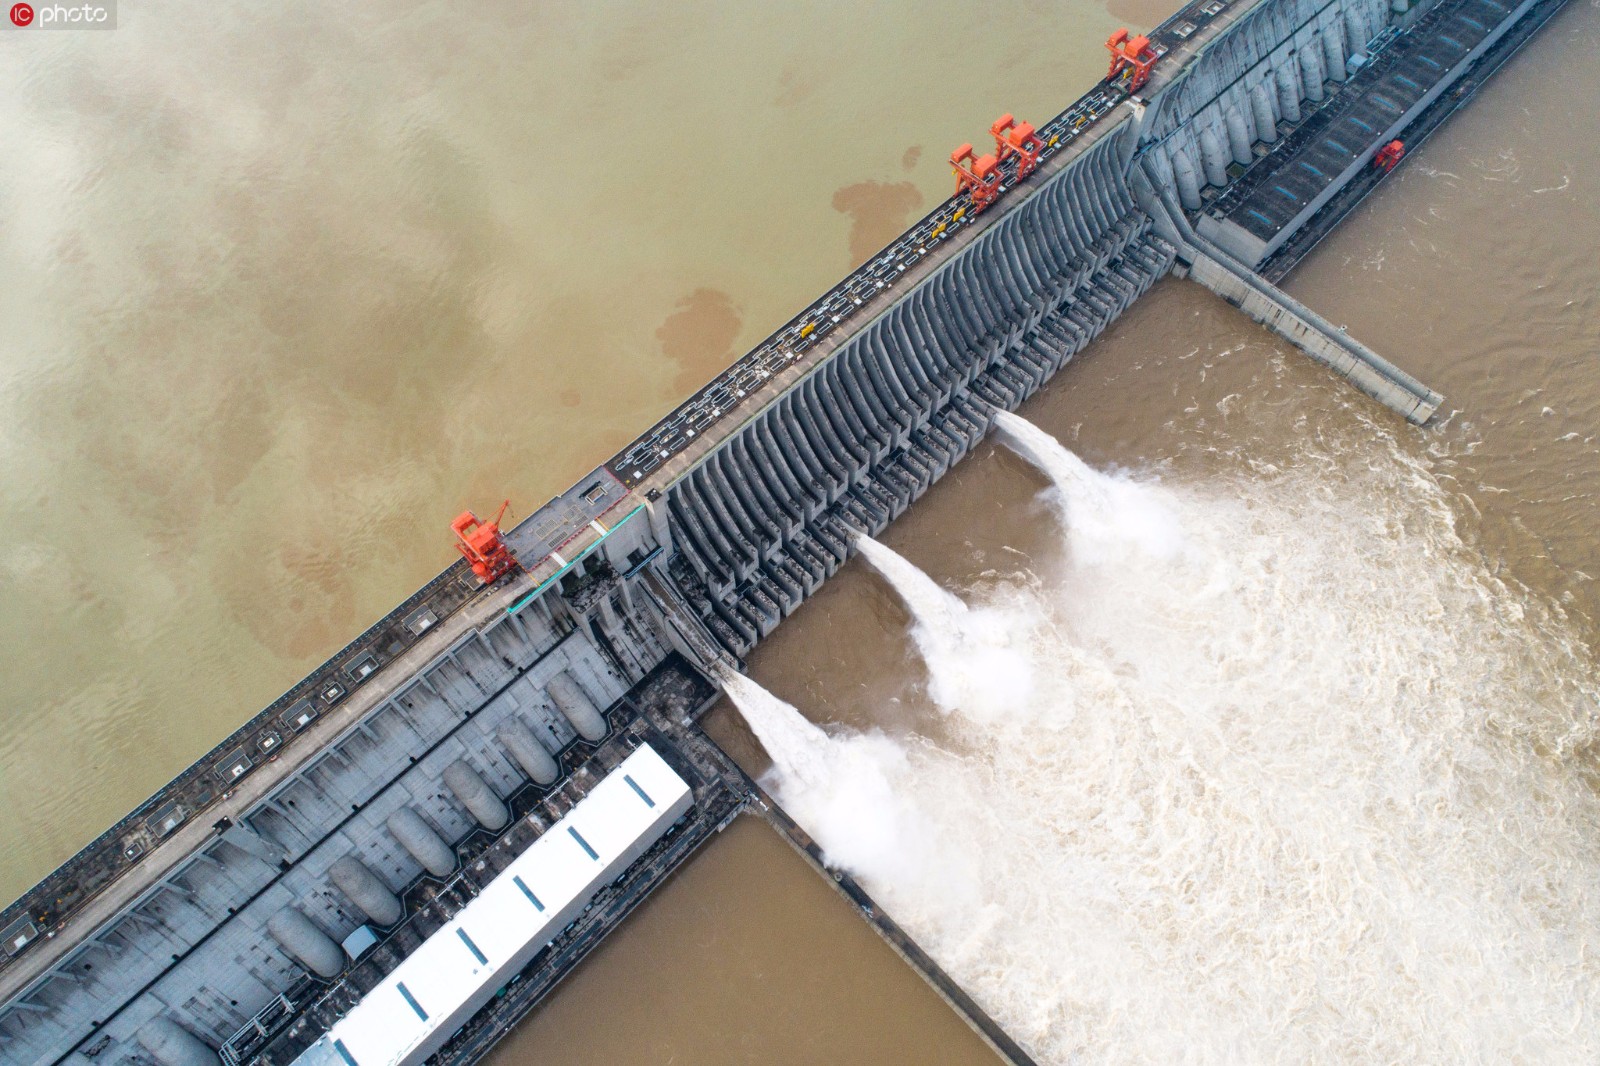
[5,0,1600,1061]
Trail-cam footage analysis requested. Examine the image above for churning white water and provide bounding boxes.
[853,535,1035,721]
[991,409,1185,564]
[853,534,969,637]
[719,670,953,891]
[723,415,1600,1063]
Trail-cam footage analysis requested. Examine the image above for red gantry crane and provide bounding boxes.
[991,113,1044,182]
[951,142,1003,214]
[452,500,518,584]
[1374,140,1406,172]
[1106,29,1159,93]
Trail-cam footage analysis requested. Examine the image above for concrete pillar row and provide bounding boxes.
[1198,127,1229,187]
[770,410,827,505]
[666,505,712,585]
[442,759,509,831]
[1250,83,1279,143]
[266,907,344,979]
[679,475,734,571]
[1225,107,1253,165]
[1323,24,1349,81]
[665,496,715,586]
[745,431,802,528]
[734,435,796,538]
[1300,40,1327,102]
[822,373,879,465]
[753,423,809,516]
[136,1017,221,1066]
[715,451,779,555]
[846,351,902,447]
[739,428,806,534]
[1277,62,1303,123]
[695,470,754,573]
[702,457,759,556]
[793,385,846,488]
[859,347,915,439]
[1169,147,1203,209]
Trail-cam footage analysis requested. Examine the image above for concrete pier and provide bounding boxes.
[1181,250,1442,423]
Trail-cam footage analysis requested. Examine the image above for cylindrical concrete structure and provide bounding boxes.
[1345,6,1368,52]
[136,1018,221,1066]
[1198,128,1228,188]
[1366,5,1388,43]
[443,760,509,830]
[267,907,344,979]
[548,672,607,742]
[1170,148,1203,210]
[387,807,455,878]
[1225,107,1253,165]
[1250,83,1279,143]
[1300,44,1326,102]
[1277,63,1303,123]
[328,856,402,926]
[1147,143,1177,191]
[1322,26,1348,81]
[497,719,560,785]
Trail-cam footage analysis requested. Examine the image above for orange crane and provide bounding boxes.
[991,113,1044,182]
[1374,140,1405,172]
[452,500,518,584]
[1106,29,1159,93]
[951,142,1003,214]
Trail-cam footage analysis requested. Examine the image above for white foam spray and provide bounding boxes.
[853,535,969,643]
[728,415,1600,1064]
[992,408,1185,564]
[718,670,973,912]
[853,535,1036,721]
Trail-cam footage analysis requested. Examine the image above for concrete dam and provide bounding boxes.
[0,0,1566,1061]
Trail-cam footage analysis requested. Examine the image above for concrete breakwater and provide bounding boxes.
[0,0,1566,1061]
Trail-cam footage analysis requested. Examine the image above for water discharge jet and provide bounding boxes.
[852,536,1036,721]
[717,671,836,794]
[718,671,943,892]
[854,535,969,632]
[748,435,1600,1063]
[716,670,1041,1066]
[991,410,1185,564]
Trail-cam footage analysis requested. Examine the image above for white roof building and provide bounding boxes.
[292,743,692,1066]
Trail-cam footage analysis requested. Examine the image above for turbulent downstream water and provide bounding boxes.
[6,0,1600,1062]
[723,411,1600,1060]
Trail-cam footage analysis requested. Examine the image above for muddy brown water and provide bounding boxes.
[0,0,1121,905]
[479,817,999,1066]
[5,0,1600,1061]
